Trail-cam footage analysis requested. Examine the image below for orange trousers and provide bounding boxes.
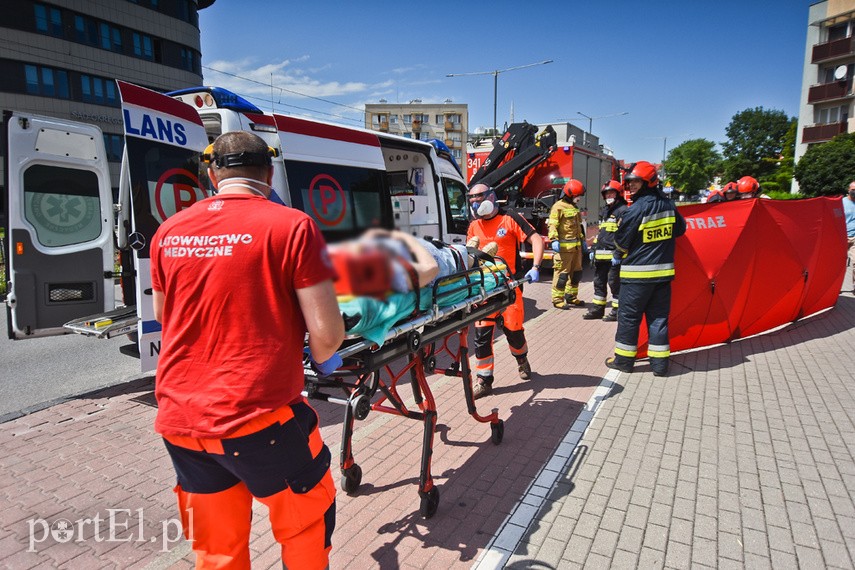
[162,401,336,569]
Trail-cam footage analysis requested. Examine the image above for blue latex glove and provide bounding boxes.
[611,252,623,267]
[589,251,595,262]
[550,240,560,253]
[305,348,342,377]
[525,266,540,283]
[581,240,589,256]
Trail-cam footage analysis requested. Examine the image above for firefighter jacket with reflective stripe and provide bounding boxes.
[547,198,583,250]
[592,200,629,260]
[614,187,686,283]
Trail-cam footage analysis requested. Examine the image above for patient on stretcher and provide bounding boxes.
[328,228,497,299]
[327,229,500,343]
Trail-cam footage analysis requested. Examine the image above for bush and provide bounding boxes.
[794,132,855,196]
[763,190,803,200]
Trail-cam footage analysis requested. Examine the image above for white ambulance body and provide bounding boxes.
[4,82,471,372]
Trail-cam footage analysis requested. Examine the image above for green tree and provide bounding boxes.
[663,138,721,193]
[758,119,797,194]
[721,107,793,181]
[794,132,855,197]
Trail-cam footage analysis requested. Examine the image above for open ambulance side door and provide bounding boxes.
[4,111,116,339]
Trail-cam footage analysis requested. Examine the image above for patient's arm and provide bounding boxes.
[389,230,439,288]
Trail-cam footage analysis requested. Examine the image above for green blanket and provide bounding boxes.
[339,263,507,345]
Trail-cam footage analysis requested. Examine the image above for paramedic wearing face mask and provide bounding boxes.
[466,183,544,399]
[150,131,344,569]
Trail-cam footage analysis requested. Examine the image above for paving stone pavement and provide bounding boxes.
[1,270,854,569]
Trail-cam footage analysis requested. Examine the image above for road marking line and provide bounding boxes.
[472,369,621,570]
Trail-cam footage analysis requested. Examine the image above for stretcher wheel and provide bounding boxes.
[352,394,371,421]
[407,330,421,350]
[425,356,437,373]
[341,464,362,495]
[444,362,460,376]
[495,315,504,329]
[491,420,504,445]
[419,486,439,518]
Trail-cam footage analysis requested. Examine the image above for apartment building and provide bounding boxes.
[364,100,468,165]
[795,0,855,164]
[0,0,211,190]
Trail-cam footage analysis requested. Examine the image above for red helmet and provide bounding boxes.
[624,161,659,187]
[723,182,738,193]
[737,176,759,195]
[601,179,623,197]
[563,179,585,199]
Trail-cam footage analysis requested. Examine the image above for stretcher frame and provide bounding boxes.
[303,259,525,518]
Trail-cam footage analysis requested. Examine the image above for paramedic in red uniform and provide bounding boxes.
[150,131,344,570]
[466,183,544,399]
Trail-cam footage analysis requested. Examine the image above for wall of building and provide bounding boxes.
[364,102,469,164]
[0,0,206,192]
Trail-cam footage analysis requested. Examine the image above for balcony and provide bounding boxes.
[812,36,855,64]
[801,121,848,143]
[808,81,853,103]
[444,139,461,148]
[444,120,460,130]
[411,119,421,132]
[377,121,389,132]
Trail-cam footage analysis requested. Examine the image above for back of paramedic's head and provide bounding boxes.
[206,131,273,187]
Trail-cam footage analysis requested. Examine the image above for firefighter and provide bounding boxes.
[737,175,760,198]
[583,180,628,321]
[466,183,544,399]
[605,161,686,377]
[548,179,587,309]
[708,182,737,203]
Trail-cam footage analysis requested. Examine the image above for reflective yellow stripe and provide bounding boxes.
[615,347,637,358]
[620,268,675,279]
[647,348,671,358]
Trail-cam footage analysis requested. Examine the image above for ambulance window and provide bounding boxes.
[442,177,469,235]
[23,165,102,247]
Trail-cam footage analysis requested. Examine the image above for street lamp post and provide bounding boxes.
[447,60,553,135]
[576,111,629,134]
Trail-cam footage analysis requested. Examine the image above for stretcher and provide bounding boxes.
[303,257,525,518]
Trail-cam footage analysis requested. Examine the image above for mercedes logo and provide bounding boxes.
[129,232,146,250]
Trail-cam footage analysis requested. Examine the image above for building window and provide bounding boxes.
[403,114,412,124]
[389,115,398,124]
[814,105,848,124]
[103,134,124,162]
[81,75,118,106]
[34,4,63,37]
[25,64,70,99]
[180,47,199,72]
[133,32,155,60]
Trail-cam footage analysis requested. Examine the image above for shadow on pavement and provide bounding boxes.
[672,295,854,374]
[331,369,606,568]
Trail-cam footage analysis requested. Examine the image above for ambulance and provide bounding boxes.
[3,82,471,372]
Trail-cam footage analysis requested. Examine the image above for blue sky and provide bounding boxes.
[199,0,815,164]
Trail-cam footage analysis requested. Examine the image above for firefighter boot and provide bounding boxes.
[473,375,493,400]
[582,306,605,320]
[602,308,618,322]
[516,356,532,380]
[564,294,586,308]
[605,356,634,373]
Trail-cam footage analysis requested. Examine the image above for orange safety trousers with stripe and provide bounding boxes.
[162,399,336,570]
[474,288,527,378]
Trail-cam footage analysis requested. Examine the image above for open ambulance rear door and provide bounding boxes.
[3,111,117,339]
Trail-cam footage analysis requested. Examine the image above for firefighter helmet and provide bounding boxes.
[723,182,738,194]
[601,179,623,197]
[563,179,585,199]
[624,161,659,187]
[737,176,759,196]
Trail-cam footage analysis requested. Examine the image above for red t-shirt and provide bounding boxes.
[150,194,334,438]
[467,208,535,277]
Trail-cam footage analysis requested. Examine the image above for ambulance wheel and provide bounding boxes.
[419,487,439,519]
[491,420,505,445]
[352,394,371,421]
[341,464,362,495]
[407,330,421,350]
[425,356,437,373]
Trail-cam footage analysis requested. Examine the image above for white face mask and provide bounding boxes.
[475,199,495,218]
[605,197,615,205]
[215,176,271,198]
